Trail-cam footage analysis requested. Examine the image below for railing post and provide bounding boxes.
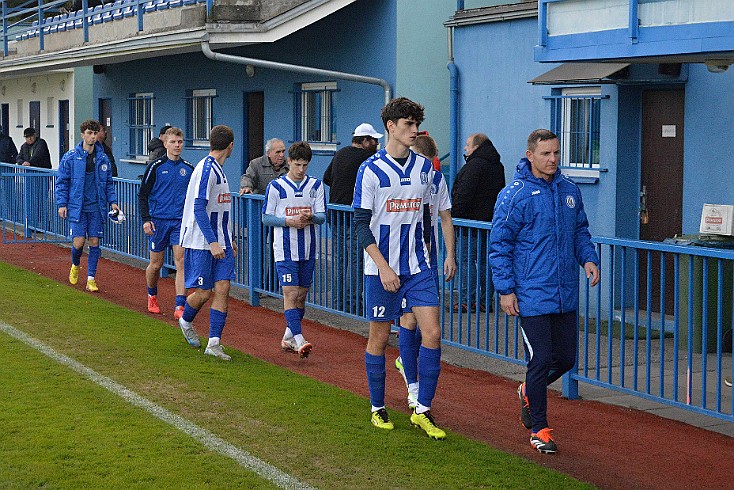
[563,310,581,399]
[247,196,261,307]
[38,0,44,51]
[137,0,144,32]
[3,0,8,57]
[82,0,89,43]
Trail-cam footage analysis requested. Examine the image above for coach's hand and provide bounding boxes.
[58,206,67,219]
[209,242,225,259]
[500,293,519,317]
[584,261,600,287]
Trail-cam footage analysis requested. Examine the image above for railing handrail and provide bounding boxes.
[595,235,734,259]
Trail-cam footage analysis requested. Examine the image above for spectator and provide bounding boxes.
[17,127,52,169]
[451,133,505,312]
[96,124,118,177]
[239,138,287,195]
[322,122,382,313]
[0,127,18,164]
[147,125,171,164]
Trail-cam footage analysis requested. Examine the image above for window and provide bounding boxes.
[297,82,337,150]
[46,97,54,127]
[29,101,40,136]
[16,99,23,127]
[549,87,603,169]
[128,93,154,158]
[186,89,216,147]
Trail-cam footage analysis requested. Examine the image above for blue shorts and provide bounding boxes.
[275,257,315,288]
[402,266,441,313]
[366,268,439,321]
[184,247,236,290]
[149,218,182,252]
[69,210,104,239]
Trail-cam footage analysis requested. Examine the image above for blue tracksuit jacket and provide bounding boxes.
[137,156,194,222]
[489,158,599,317]
[55,142,117,222]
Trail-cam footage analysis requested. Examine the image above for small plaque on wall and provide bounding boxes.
[662,125,676,138]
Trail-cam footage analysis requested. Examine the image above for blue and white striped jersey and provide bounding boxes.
[263,175,326,262]
[180,155,233,250]
[353,148,434,276]
[429,170,452,266]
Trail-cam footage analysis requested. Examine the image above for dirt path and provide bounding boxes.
[1,240,729,489]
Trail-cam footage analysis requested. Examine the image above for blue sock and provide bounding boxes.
[209,308,227,339]
[398,326,419,384]
[414,327,422,360]
[71,246,83,266]
[417,346,441,409]
[87,246,100,277]
[297,307,305,320]
[284,309,302,336]
[148,287,157,296]
[365,352,386,408]
[182,301,198,323]
[175,295,186,308]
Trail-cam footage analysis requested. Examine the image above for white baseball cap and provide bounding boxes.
[353,123,383,139]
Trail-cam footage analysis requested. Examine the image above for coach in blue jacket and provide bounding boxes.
[489,128,599,455]
[56,120,119,293]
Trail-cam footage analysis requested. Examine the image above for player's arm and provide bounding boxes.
[55,154,71,218]
[138,161,157,234]
[354,207,400,292]
[439,209,457,281]
[489,188,523,316]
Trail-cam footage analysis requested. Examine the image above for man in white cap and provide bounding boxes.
[323,122,382,313]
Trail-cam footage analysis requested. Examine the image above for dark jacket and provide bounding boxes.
[138,155,194,222]
[147,137,166,163]
[101,141,118,177]
[489,159,599,316]
[0,134,18,164]
[323,146,374,205]
[451,139,505,222]
[17,137,52,169]
[55,142,117,222]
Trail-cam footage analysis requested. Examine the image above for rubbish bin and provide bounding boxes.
[673,234,734,354]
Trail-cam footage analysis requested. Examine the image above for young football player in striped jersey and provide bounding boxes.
[138,127,193,319]
[262,141,326,358]
[353,97,447,439]
[177,125,237,360]
[395,134,456,409]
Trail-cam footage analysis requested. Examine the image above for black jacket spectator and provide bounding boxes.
[17,136,52,169]
[452,139,505,222]
[323,146,374,205]
[0,132,18,164]
[147,137,165,163]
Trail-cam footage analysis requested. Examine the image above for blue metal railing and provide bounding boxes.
[1,163,731,423]
[2,0,213,56]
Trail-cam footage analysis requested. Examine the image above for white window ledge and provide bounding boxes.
[561,167,605,184]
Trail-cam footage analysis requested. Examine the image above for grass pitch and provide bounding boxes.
[0,261,592,489]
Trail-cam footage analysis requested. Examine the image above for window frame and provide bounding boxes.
[186,88,216,148]
[296,81,337,151]
[128,93,155,159]
[557,86,602,169]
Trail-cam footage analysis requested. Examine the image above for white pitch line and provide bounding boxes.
[0,321,315,490]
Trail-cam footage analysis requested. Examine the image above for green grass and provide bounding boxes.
[579,317,673,340]
[0,261,593,489]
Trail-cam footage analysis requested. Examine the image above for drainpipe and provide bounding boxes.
[201,41,392,108]
[447,25,460,187]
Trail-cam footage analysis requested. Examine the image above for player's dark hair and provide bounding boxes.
[159,125,172,136]
[352,135,373,145]
[381,97,425,130]
[79,120,101,133]
[288,141,312,162]
[527,129,558,151]
[412,134,438,159]
[210,125,234,151]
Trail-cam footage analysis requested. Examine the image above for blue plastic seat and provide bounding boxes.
[169,0,182,8]
[155,0,170,10]
[144,1,156,13]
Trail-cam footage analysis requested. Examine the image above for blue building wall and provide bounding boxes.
[682,64,734,233]
[452,16,619,238]
[93,0,396,186]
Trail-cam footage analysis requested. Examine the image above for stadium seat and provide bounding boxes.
[155,0,170,11]
[182,0,196,5]
[144,1,157,13]
[169,0,182,8]
[92,5,104,25]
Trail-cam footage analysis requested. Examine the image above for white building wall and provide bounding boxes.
[1,70,75,169]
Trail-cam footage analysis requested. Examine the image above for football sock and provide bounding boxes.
[207,336,220,348]
[365,352,386,409]
[284,308,302,336]
[398,326,419,384]
[283,327,293,339]
[297,307,305,320]
[87,246,100,277]
[414,326,422,359]
[147,287,157,297]
[175,295,186,308]
[209,308,226,339]
[182,301,198,322]
[417,346,441,411]
[71,245,83,266]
